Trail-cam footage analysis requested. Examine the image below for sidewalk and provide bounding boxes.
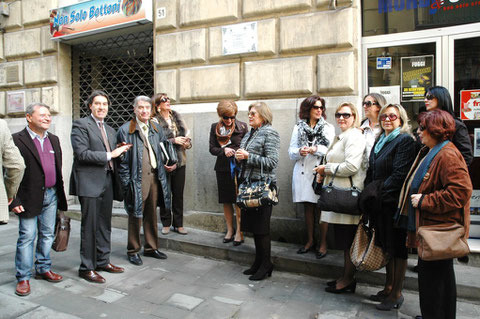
[0,216,479,319]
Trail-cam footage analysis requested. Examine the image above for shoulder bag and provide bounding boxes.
[417,222,470,261]
[52,211,70,252]
[350,215,388,271]
[317,166,361,215]
[236,162,279,209]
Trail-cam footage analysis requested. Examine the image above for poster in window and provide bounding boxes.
[460,89,480,121]
[474,128,480,158]
[401,55,434,102]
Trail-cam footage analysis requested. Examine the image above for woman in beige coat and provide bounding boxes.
[314,102,366,294]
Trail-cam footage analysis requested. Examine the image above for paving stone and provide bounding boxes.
[0,293,38,319]
[16,306,81,319]
[213,295,244,305]
[93,288,128,303]
[53,278,90,295]
[166,293,204,311]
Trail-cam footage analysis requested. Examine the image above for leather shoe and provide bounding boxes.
[96,263,124,273]
[144,250,167,260]
[78,270,105,283]
[161,227,170,235]
[34,270,63,282]
[128,253,143,265]
[315,251,327,259]
[297,246,312,254]
[174,227,188,235]
[15,280,30,296]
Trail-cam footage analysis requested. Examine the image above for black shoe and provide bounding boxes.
[369,290,389,302]
[249,264,273,281]
[233,240,244,246]
[376,295,404,311]
[243,262,261,275]
[458,256,469,263]
[315,251,327,259]
[326,280,337,287]
[223,235,234,243]
[127,253,143,266]
[325,280,356,294]
[144,249,167,260]
[297,246,312,254]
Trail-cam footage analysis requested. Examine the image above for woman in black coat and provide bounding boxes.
[362,104,415,311]
[209,100,248,245]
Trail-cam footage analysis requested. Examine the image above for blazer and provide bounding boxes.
[70,116,123,200]
[0,120,25,222]
[209,120,248,172]
[10,128,67,219]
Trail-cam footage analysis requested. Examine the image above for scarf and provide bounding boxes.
[374,127,401,155]
[215,119,235,147]
[297,118,329,148]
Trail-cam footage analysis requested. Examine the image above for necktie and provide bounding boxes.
[142,124,157,169]
[98,122,114,171]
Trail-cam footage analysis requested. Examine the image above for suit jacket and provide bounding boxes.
[70,116,123,200]
[9,128,67,218]
[209,120,248,172]
[0,120,25,222]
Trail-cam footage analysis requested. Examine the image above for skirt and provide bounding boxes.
[241,205,272,235]
[215,171,237,204]
[333,223,357,250]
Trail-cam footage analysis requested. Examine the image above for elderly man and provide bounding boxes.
[117,96,175,265]
[71,90,131,283]
[10,103,66,296]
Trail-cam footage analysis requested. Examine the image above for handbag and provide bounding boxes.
[159,141,178,166]
[317,166,361,215]
[52,211,70,252]
[350,216,388,271]
[236,162,279,209]
[417,222,470,261]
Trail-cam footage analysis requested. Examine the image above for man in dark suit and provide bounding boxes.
[10,102,67,296]
[70,90,131,283]
[117,96,175,265]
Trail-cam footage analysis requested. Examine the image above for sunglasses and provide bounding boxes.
[335,113,352,119]
[379,113,398,121]
[312,105,325,110]
[222,115,235,120]
[248,111,257,117]
[418,125,426,131]
[424,93,435,100]
[363,101,378,107]
[160,97,170,103]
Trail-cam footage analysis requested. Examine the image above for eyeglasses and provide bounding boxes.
[160,97,170,103]
[335,113,352,119]
[248,111,257,117]
[363,101,378,107]
[222,115,235,120]
[379,113,398,121]
[418,125,426,131]
[312,105,325,110]
[424,93,435,100]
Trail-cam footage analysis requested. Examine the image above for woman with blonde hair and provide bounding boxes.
[209,100,248,245]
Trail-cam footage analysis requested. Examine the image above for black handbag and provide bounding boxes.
[236,162,279,209]
[159,141,178,166]
[317,166,361,215]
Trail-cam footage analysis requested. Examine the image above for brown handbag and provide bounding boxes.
[52,211,71,252]
[350,216,388,271]
[417,222,470,261]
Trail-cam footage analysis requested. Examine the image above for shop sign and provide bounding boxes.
[378,0,476,15]
[400,55,434,102]
[376,57,392,70]
[49,0,152,40]
[222,22,258,55]
[369,86,400,104]
[460,89,480,120]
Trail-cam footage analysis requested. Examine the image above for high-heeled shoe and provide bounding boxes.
[249,264,274,281]
[369,290,389,302]
[233,240,244,246]
[297,245,313,254]
[243,261,261,275]
[325,280,356,294]
[326,280,337,287]
[223,235,234,243]
[376,295,404,311]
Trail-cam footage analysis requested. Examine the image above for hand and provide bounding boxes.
[299,146,309,157]
[235,149,249,161]
[111,143,132,158]
[313,165,326,176]
[11,205,25,214]
[164,163,177,172]
[308,146,317,154]
[224,147,235,157]
[411,194,422,208]
[174,136,187,145]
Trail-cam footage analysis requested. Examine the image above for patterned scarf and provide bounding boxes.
[215,119,235,147]
[297,118,329,148]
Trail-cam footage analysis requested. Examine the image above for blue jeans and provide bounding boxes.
[15,188,57,281]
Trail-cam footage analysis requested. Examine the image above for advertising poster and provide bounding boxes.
[401,55,434,102]
[369,86,400,105]
[50,0,152,40]
[475,128,480,158]
[460,89,480,121]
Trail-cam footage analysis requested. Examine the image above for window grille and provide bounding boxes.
[72,30,154,130]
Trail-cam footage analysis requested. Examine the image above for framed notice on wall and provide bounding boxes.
[400,55,434,102]
[222,21,258,55]
[7,91,25,114]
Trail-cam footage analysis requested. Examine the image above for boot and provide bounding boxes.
[249,234,273,281]
[243,235,262,275]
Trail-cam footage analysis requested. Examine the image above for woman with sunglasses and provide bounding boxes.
[152,93,192,235]
[360,93,387,161]
[288,96,334,258]
[361,104,415,311]
[423,86,473,166]
[209,100,248,245]
[314,102,366,294]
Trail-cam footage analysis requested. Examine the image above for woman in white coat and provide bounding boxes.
[289,96,334,258]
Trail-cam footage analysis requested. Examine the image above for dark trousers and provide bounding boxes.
[418,258,456,319]
[128,175,159,254]
[79,173,113,271]
[160,165,185,227]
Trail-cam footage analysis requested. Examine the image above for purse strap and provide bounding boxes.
[328,165,356,189]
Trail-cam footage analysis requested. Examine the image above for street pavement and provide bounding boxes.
[1,216,479,319]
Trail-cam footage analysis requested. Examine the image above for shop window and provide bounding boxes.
[72,30,154,129]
